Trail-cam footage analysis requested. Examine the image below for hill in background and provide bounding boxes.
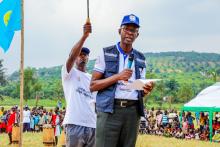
[8,51,220,81]
[1,51,220,108]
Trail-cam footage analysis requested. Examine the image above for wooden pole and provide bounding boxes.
[169,96,172,110]
[19,0,24,146]
[86,0,90,23]
[35,92,39,107]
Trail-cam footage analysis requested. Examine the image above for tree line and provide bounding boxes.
[0,51,219,105]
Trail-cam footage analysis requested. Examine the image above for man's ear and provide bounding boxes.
[118,28,121,35]
[136,32,139,38]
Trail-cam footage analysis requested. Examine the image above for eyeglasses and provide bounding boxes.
[121,26,139,34]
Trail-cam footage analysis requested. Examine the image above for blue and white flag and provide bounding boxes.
[0,0,21,52]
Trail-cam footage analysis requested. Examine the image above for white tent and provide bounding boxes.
[184,82,220,108]
[182,82,220,141]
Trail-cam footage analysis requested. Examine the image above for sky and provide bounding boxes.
[1,0,220,74]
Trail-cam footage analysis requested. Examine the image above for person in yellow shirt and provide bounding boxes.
[199,112,206,131]
[0,107,4,117]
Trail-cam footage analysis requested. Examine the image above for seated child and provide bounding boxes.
[194,129,200,140]
[212,129,220,143]
[175,128,184,139]
[200,130,209,141]
[155,127,163,136]
[185,129,194,139]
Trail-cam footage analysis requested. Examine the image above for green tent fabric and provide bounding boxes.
[182,82,220,141]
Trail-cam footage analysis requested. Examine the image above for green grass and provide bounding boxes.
[145,101,184,110]
[136,135,219,147]
[0,133,219,147]
[0,97,66,108]
[0,97,184,110]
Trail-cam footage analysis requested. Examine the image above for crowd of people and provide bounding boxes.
[0,106,65,145]
[139,107,220,143]
[1,106,220,144]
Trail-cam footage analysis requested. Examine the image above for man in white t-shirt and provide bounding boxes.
[23,105,30,132]
[61,21,96,147]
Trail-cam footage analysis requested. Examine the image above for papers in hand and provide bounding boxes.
[124,79,161,90]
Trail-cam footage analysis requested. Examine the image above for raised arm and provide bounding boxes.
[66,22,91,73]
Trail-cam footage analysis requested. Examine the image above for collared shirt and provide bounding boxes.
[94,42,146,100]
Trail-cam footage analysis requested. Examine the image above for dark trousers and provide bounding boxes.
[23,123,30,132]
[96,105,140,147]
[8,132,12,144]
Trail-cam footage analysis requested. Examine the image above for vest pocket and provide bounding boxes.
[96,92,114,108]
[105,61,118,73]
[135,60,146,68]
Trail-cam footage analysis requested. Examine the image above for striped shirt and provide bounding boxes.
[162,114,168,124]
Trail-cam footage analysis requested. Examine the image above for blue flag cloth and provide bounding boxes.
[0,0,21,52]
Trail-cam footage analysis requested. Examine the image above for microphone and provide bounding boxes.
[127,53,134,69]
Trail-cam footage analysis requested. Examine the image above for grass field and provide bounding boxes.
[0,132,219,147]
[0,97,184,110]
[0,97,66,108]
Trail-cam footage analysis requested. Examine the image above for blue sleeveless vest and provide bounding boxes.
[96,45,146,116]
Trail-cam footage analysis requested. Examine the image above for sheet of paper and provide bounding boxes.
[124,79,161,90]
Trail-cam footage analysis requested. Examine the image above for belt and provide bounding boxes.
[114,99,138,108]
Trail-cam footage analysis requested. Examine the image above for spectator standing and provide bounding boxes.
[162,110,169,127]
[23,105,31,132]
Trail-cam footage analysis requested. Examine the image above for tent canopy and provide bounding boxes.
[183,82,220,111]
[182,82,220,142]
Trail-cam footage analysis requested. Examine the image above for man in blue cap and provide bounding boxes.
[62,21,97,147]
[90,14,154,147]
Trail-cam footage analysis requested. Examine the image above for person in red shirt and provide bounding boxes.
[51,107,61,146]
[213,120,220,134]
[6,107,17,144]
[217,121,220,130]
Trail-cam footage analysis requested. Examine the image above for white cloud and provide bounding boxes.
[1,0,220,74]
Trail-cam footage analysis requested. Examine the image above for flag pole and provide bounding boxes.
[19,0,24,146]
[86,0,90,23]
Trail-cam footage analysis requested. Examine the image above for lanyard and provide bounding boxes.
[116,42,133,66]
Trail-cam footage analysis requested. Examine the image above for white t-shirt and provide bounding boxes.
[94,43,146,100]
[62,65,96,128]
[23,110,31,123]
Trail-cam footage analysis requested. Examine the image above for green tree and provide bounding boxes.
[16,67,42,101]
[0,82,19,98]
[0,59,7,86]
[208,69,217,82]
[178,83,194,102]
[146,72,157,79]
[54,79,63,98]
[155,80,166,106]
[165,79,180,108]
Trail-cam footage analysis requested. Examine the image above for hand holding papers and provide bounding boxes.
[124,79,161,90]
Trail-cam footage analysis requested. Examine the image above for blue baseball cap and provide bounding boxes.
[81,47,90,55]
[121,14,140,28]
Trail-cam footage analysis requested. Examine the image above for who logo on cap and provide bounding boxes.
[120,14,140,28]
[129,15,136,22]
